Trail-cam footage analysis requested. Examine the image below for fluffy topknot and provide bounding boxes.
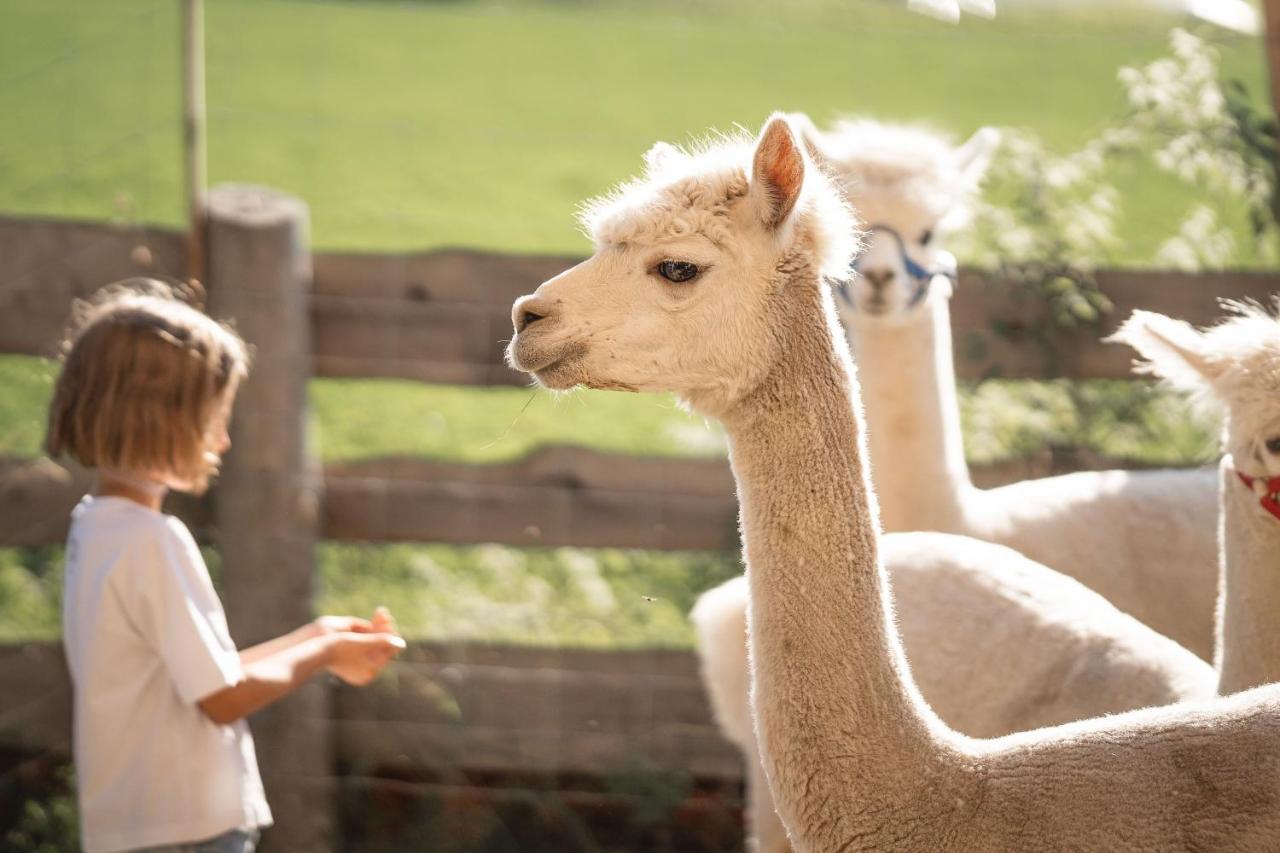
[577,121,861,283]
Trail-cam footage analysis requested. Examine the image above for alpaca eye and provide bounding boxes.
[657,260,699,283]
[1266,437,1280,455]
[919,229,934,245]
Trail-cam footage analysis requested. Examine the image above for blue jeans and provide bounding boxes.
[133,828,258,853]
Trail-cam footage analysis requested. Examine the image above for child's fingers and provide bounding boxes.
[372,606,398,634]
[318,615,374,634]
[355,632,406,659]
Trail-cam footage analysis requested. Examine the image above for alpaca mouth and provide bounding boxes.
[532,358,581,390]
[508,336,586,390]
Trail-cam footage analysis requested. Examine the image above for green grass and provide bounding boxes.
[0,546,62,642]
[0,356,53,459]
[0,542,740,647]
[0,0,1268,261]
[310,378,726,462]
[316,543,741,649]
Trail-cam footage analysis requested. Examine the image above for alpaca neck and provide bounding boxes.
[1217,457,1280,694]
[847,292,970,532]
[722,276,954,843]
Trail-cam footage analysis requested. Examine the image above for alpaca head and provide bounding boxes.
[1112,304,1280,478]
[506,114,858,417]
[793,116,998,322]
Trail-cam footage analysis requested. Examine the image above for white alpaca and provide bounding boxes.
[693,532,1214,852]
[508,115,1280,850]
[1112,305,1280,696]
[800,117,1218,660]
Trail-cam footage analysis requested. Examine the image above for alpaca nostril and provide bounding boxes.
[519,309,546,332]
[513,295,552,333]
[862,270,894,292]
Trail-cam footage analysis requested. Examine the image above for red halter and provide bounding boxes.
[1236,468,1280,522]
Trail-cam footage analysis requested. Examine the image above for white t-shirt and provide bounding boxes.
[62,496,272,853]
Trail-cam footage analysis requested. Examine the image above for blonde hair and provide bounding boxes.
[45,279,250,494]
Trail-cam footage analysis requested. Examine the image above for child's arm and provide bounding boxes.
[238,607,397,665]
[237,614,377,666]
[198,630,405,725]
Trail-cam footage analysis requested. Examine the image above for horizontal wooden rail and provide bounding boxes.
[0,641,740,781]
[1,447,1206,550]
[4,214,1277,382]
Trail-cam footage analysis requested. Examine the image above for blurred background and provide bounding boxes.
[0,0,1273,850]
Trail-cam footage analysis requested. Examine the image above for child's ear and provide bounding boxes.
[750,114,806,230]
[1108,309,1224,392]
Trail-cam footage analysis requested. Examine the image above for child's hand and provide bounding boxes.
[314,606,400,639]
[325,632,406,686]
[371,606,398,635]
[313,615,373,636]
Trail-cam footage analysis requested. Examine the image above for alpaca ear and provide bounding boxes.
[781,112,828,166]
[954,126,1001,187]
[1108,310,1224,390]
[644,141,682,174]
[751,115,806,230]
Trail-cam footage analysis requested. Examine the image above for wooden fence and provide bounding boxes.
[2,198,1277,850]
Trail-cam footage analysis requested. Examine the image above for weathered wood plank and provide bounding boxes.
[0,215,187,358]
[312,248,578,305]
[336,776,745,853]
[4,215,1278,381]
[0,641,741,781]
[0,643,71,756]
[333,719,741,782]
[0,447,1206,549]
[0,456,210,547]
[950,268,1280,380]
[337,660,719,734]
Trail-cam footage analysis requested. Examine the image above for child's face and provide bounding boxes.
[206,388,236,458]
[163,383,238,493]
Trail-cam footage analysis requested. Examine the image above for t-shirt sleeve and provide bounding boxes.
[126,520,244,705]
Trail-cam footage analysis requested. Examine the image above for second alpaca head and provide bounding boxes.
[791,114,998,321]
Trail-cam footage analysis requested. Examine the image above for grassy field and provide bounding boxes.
[0,0,1269,260]
[0,0,1243,647]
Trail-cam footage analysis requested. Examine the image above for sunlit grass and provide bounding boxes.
[0,0,1267,261]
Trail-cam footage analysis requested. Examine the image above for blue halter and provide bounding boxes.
[834,224,956,311]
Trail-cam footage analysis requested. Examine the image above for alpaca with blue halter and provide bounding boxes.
[835,223,958,312]
[796,116,1220,662]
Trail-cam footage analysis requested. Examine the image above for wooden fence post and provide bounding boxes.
[206,185,330,853]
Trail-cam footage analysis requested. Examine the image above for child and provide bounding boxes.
[47,280,406,853]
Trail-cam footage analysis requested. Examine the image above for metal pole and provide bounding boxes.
[182,0,207,286]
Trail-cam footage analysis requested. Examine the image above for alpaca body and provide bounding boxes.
[1110,306,1280,697]
[850,283,1219,660]
[732,295,1280,852]
[508,118,1280,851]
[692,532,1215,852]
[1218,458,1280,692]
[796,117,1218,659]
